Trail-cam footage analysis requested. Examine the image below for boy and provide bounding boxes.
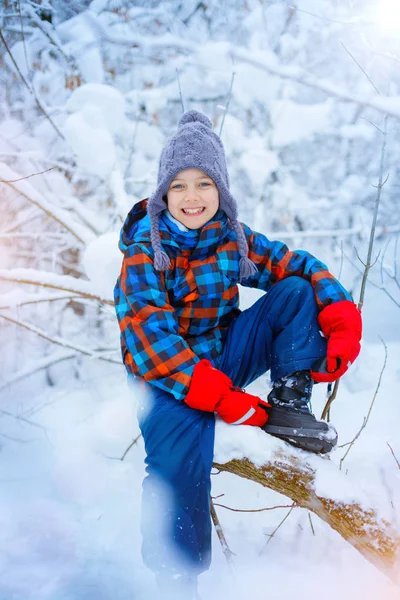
[114,110,362,598]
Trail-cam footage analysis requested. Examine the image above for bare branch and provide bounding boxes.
[0,166,57,183]
[321,379,340,421]
[210,500,236,572]
[219,70,235,137]
[387,443,400,470]
[289,5,354,25]
[339,244,400,309]
[103,434,143,461]
[340,42,381,96]
[176,68,185,113]
[359,116,389,310]
[0,351,77,394]
[308,512,316,536]
[339,338,388,469]
[260,503,296,552]
[0,407,47,432]
[360,117,385,135]
[213,502,293,513]
[371,173,390,189]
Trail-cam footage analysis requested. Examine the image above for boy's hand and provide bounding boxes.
[185,359,270,426]
[216,386,271,426]
[311,300,362,383]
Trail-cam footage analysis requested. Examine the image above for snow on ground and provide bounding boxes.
[1,332,400,600]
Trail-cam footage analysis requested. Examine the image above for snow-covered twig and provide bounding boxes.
[82,10,195,53]
[0,312,120,364]
[268,224,400,240]
[0,29,65,140]
[229,47,400,120]
[0,268,113,305]
[23,3,81,77]
[0,165,93,245]
[16,0,30,78]
[0,292,81,310]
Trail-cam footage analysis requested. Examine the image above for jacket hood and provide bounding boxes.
[119,199,151,252]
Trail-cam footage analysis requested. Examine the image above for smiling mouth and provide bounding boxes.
[181,207,205,215]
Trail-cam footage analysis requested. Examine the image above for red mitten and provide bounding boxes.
[311,300,362,383]
[185,359,270,426]
[216,386,271,426]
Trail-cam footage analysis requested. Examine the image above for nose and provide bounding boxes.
[184,186,200,201]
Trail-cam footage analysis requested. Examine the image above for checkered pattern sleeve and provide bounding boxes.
[114,244,200,400]
[241,225,353,310]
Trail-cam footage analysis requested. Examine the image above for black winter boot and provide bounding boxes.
[262,371,337,454]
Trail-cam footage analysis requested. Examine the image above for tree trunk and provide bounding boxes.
[214,450,400,583]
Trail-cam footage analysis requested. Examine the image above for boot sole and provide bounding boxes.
[264,424,338,454]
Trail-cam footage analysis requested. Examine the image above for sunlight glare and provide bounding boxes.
[369,0,400,34]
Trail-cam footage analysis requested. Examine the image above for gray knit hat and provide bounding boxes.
[148,110,257,280]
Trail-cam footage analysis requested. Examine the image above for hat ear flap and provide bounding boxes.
[150,211,171,272]
[231,220,258,281]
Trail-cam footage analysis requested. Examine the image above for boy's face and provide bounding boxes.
[166,168,220,230]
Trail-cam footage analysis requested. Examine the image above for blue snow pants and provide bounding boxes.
[137,277,327,576]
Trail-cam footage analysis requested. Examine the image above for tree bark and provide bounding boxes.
[214,450,400,583]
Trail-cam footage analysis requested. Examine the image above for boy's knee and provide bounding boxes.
[275,276,313,295]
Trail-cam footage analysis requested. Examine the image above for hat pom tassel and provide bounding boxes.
[239,256,258,281]
[154,249,171,272]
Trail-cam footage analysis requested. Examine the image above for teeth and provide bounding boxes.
[182,207,204,214]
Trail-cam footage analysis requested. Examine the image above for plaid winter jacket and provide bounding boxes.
[114,199,352,401]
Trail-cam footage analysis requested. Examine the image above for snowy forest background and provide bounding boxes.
[1,1,400,599]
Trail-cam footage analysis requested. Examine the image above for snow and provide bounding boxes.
[64,109,117,178]
[65,84,126,136]
[214,419,281,467]
[2,1,400,599]
[56,11,104,83]
[82,231,122,298]
[271,99,333,147]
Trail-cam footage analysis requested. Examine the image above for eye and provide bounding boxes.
[199,181,211,187]
[171,183,183,189]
